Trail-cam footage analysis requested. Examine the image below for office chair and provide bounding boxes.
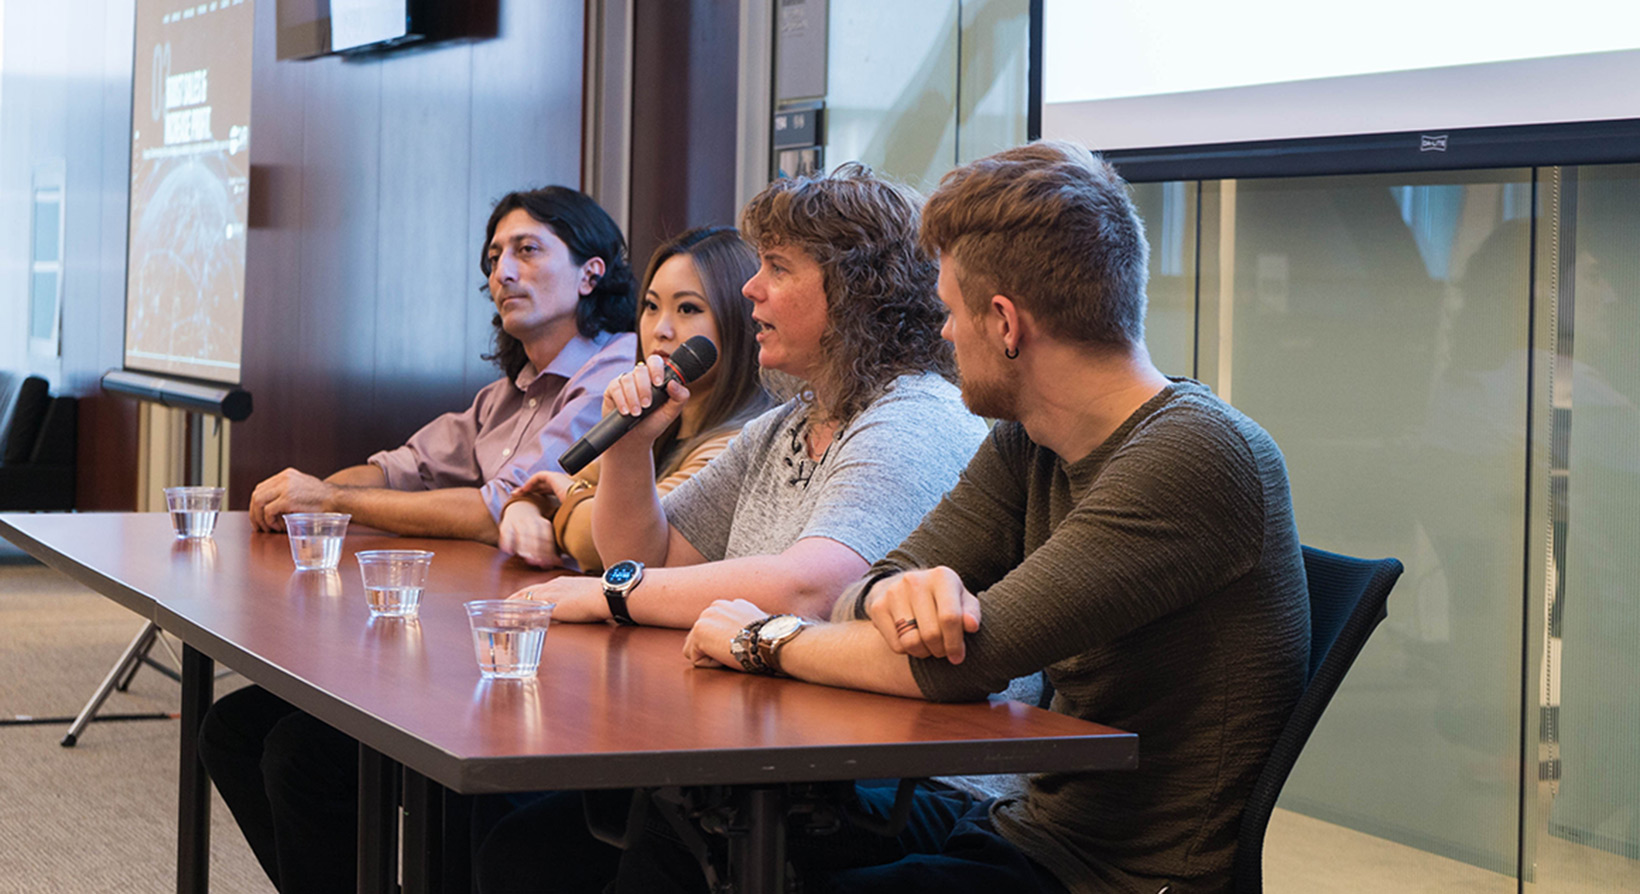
[1233,545,1403,894]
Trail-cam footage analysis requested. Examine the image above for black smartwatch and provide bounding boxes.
[601,560,643,626]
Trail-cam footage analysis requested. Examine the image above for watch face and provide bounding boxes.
[605,561,638,586]
[760,615,803,641]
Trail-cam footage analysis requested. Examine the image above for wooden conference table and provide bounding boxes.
[0,511,1137,894]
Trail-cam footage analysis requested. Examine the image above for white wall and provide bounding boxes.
[0,0,135,393]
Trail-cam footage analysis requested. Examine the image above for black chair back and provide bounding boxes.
[1233,545,1403,893]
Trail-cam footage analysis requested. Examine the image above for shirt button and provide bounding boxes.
[502,448,512,457]
[528,398,538,408]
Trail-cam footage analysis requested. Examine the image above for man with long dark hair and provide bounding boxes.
[246,186,636,544]
[204,188,635,894]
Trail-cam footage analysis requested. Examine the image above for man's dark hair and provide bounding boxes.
[480,187,635,378]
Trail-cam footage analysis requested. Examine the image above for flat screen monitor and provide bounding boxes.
[276,0,419,60]
[124,0,254,385]
[1037,0,1640,180]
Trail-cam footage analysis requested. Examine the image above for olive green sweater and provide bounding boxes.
[847,380,1309,894]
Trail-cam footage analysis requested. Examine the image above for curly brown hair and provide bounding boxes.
[738,163,954,424]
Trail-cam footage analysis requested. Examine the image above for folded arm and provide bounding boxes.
[684,599,925,699]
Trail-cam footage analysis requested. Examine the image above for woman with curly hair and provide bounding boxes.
[507,163,988,630]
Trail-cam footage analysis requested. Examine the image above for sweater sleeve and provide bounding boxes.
[554,430,738,572]
[910,410,1268,702]
[656,430,737,497]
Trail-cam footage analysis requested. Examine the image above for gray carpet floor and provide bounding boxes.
[0,559,275,893]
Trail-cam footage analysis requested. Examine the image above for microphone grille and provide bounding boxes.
[670,336,719,382]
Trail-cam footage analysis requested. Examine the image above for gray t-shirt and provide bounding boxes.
[662,373,989,565]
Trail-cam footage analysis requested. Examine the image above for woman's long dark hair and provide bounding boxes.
[479,187,636,379]
[640,227,772,477]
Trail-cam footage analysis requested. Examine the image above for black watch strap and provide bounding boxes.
[605,588,638,626]
[602,560,643,627]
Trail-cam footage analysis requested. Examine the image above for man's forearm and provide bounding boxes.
[327,486,499,543]
[775,621,925,699]
[325,464,388,487]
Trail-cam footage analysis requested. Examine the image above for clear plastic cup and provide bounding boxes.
[283,512,351,571]
[164,486,225,539]
[355,550,434,618]
[465,600,555,679]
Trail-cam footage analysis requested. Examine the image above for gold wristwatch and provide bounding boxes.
[754,614,810,676]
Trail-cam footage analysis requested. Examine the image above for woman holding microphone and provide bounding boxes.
[496,226,771,571]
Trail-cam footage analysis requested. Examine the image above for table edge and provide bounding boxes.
[1,514,158,621]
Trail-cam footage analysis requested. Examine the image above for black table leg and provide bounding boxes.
[402,768,450,894]
[178,643,213,894]
[358,745,400,894]
[727,786,786,894]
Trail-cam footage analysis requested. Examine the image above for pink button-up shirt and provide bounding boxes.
[368,330,637,521]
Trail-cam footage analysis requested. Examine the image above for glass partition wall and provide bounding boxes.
[1207,171,1533,886]
[1527,164,1640,893]
[815,10,1638,886]
[1134,168,1639,893]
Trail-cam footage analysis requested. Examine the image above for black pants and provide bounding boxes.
[197,685,359,894]
[476,791,623,894]
[476,782,1069,894]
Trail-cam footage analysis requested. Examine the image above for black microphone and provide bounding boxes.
[559,335,719,474]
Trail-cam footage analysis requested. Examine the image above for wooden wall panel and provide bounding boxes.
[463,1,587,398]
[375,46,474,439]
[293,55,384,470]
[230,0,588,506]
[628,0,742,269]
[239,3,309,495]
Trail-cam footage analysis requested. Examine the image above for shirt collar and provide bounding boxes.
[513,330,619,391]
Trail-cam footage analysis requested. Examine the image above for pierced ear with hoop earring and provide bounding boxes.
[1004,345,1019,360]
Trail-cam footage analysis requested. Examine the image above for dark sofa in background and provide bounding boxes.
[0,371,77,511]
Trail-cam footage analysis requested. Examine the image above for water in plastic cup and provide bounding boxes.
[283,513,351,571]
[465,600,554,679]
[164,486,224,539]
[356,550,433,618]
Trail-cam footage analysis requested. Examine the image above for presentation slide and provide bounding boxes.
[124,0,254,385]
[1043,0,1640,156]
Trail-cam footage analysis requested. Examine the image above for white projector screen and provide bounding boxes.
[1040,0,1640,179]
[124,0,254,384]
